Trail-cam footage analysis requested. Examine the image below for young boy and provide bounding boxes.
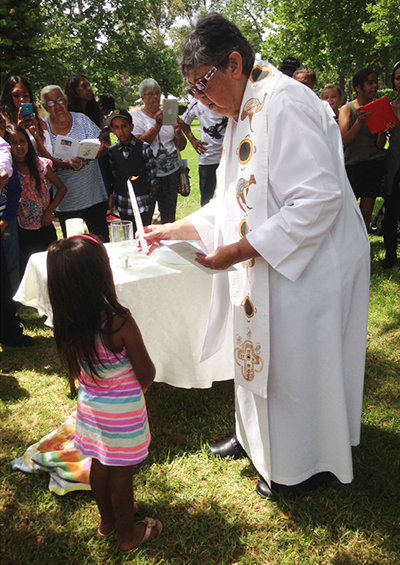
[107,109,157,231]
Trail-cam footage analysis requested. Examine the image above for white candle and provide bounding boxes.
[127,177,148,253]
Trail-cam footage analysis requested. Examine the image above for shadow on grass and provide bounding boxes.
[370,237,400,284]
[1,329,68,387]
[0,375,30,403]
[146,380,236,460]
[259,422,400,563]
[0,474,244,565]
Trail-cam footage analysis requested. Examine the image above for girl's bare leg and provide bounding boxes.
[108,466,160,552]
[90,458,115,535]
[109,465,135,546]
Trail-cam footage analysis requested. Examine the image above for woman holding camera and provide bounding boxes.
[0,75,51,156]
[131,79,186,224]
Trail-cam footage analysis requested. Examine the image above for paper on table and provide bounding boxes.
[160,240,237,274]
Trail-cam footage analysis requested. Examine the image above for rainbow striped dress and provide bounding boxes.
[74,332,150,467]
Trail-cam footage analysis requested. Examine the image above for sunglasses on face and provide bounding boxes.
[46,97,66,107]
[186,53,231,97]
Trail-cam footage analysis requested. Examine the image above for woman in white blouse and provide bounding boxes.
[131,79,186,224]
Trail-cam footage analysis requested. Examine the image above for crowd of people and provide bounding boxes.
[1,12,399,555]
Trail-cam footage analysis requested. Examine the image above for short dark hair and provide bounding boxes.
[352,68,377,92]
[98,93,116,111]
[293,66,317,85]
[179,12,255,79]
[391,61,400,90]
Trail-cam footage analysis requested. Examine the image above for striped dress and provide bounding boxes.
[74,331,150,466]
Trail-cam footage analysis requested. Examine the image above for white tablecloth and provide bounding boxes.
[14,245,234,389]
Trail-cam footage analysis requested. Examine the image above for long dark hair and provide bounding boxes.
[65,74,103,127]
[4,124,42,191]
[47,235,129,381]
[0,75,44,139]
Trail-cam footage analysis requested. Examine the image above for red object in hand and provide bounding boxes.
[363,96,398,135]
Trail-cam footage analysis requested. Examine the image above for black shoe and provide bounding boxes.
[382,254,396,269]
[208,436,247,460]
[256,472,334,500]
[1,334,34,348]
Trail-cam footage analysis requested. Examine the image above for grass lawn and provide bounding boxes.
[1,136,400,563]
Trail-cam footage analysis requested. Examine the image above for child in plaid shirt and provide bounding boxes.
[107,109,157,232]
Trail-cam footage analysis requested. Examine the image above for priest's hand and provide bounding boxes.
[195,238,259,270]
[139,220,200,254]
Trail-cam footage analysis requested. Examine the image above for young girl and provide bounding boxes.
[5,124,67,277]
[321,84,342,121]
[47,235,162,555]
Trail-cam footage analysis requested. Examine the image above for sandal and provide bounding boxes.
[97,526,115,538]
[120,517,163,555]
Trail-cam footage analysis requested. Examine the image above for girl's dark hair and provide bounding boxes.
[0,75,44,139]
[352,68,377,92]
[5,124,41,191]
[65,74,103,127]
[391,61,400,90]
[47,235,129,381]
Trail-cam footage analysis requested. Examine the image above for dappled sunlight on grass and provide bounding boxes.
[1,206,399,562]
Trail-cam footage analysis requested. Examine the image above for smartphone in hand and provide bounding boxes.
[162,98,179,125]
[21,103,34,118]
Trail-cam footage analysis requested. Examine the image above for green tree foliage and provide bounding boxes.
[0,0,47,81]
[1,0,184,103]
[222,0,269,54]
[260,0,379,91]
[364,0,400,70]
[36,0,183,99]
[1,0,398,103]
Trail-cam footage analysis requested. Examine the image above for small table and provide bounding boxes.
[14,246,234,389]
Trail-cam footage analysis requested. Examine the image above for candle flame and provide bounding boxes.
[130,176,139,181]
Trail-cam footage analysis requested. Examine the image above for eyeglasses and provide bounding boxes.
[46,97,66,107]
[145,91,161,97]
[186,53,231,96]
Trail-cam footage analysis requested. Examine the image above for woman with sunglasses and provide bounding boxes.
[143,13,370,501]
[40,85,109,241]
[131,79,186,224]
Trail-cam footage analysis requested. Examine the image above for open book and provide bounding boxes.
[53,136,101,160]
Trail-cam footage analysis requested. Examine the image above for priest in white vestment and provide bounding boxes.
[142,14,370,499]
